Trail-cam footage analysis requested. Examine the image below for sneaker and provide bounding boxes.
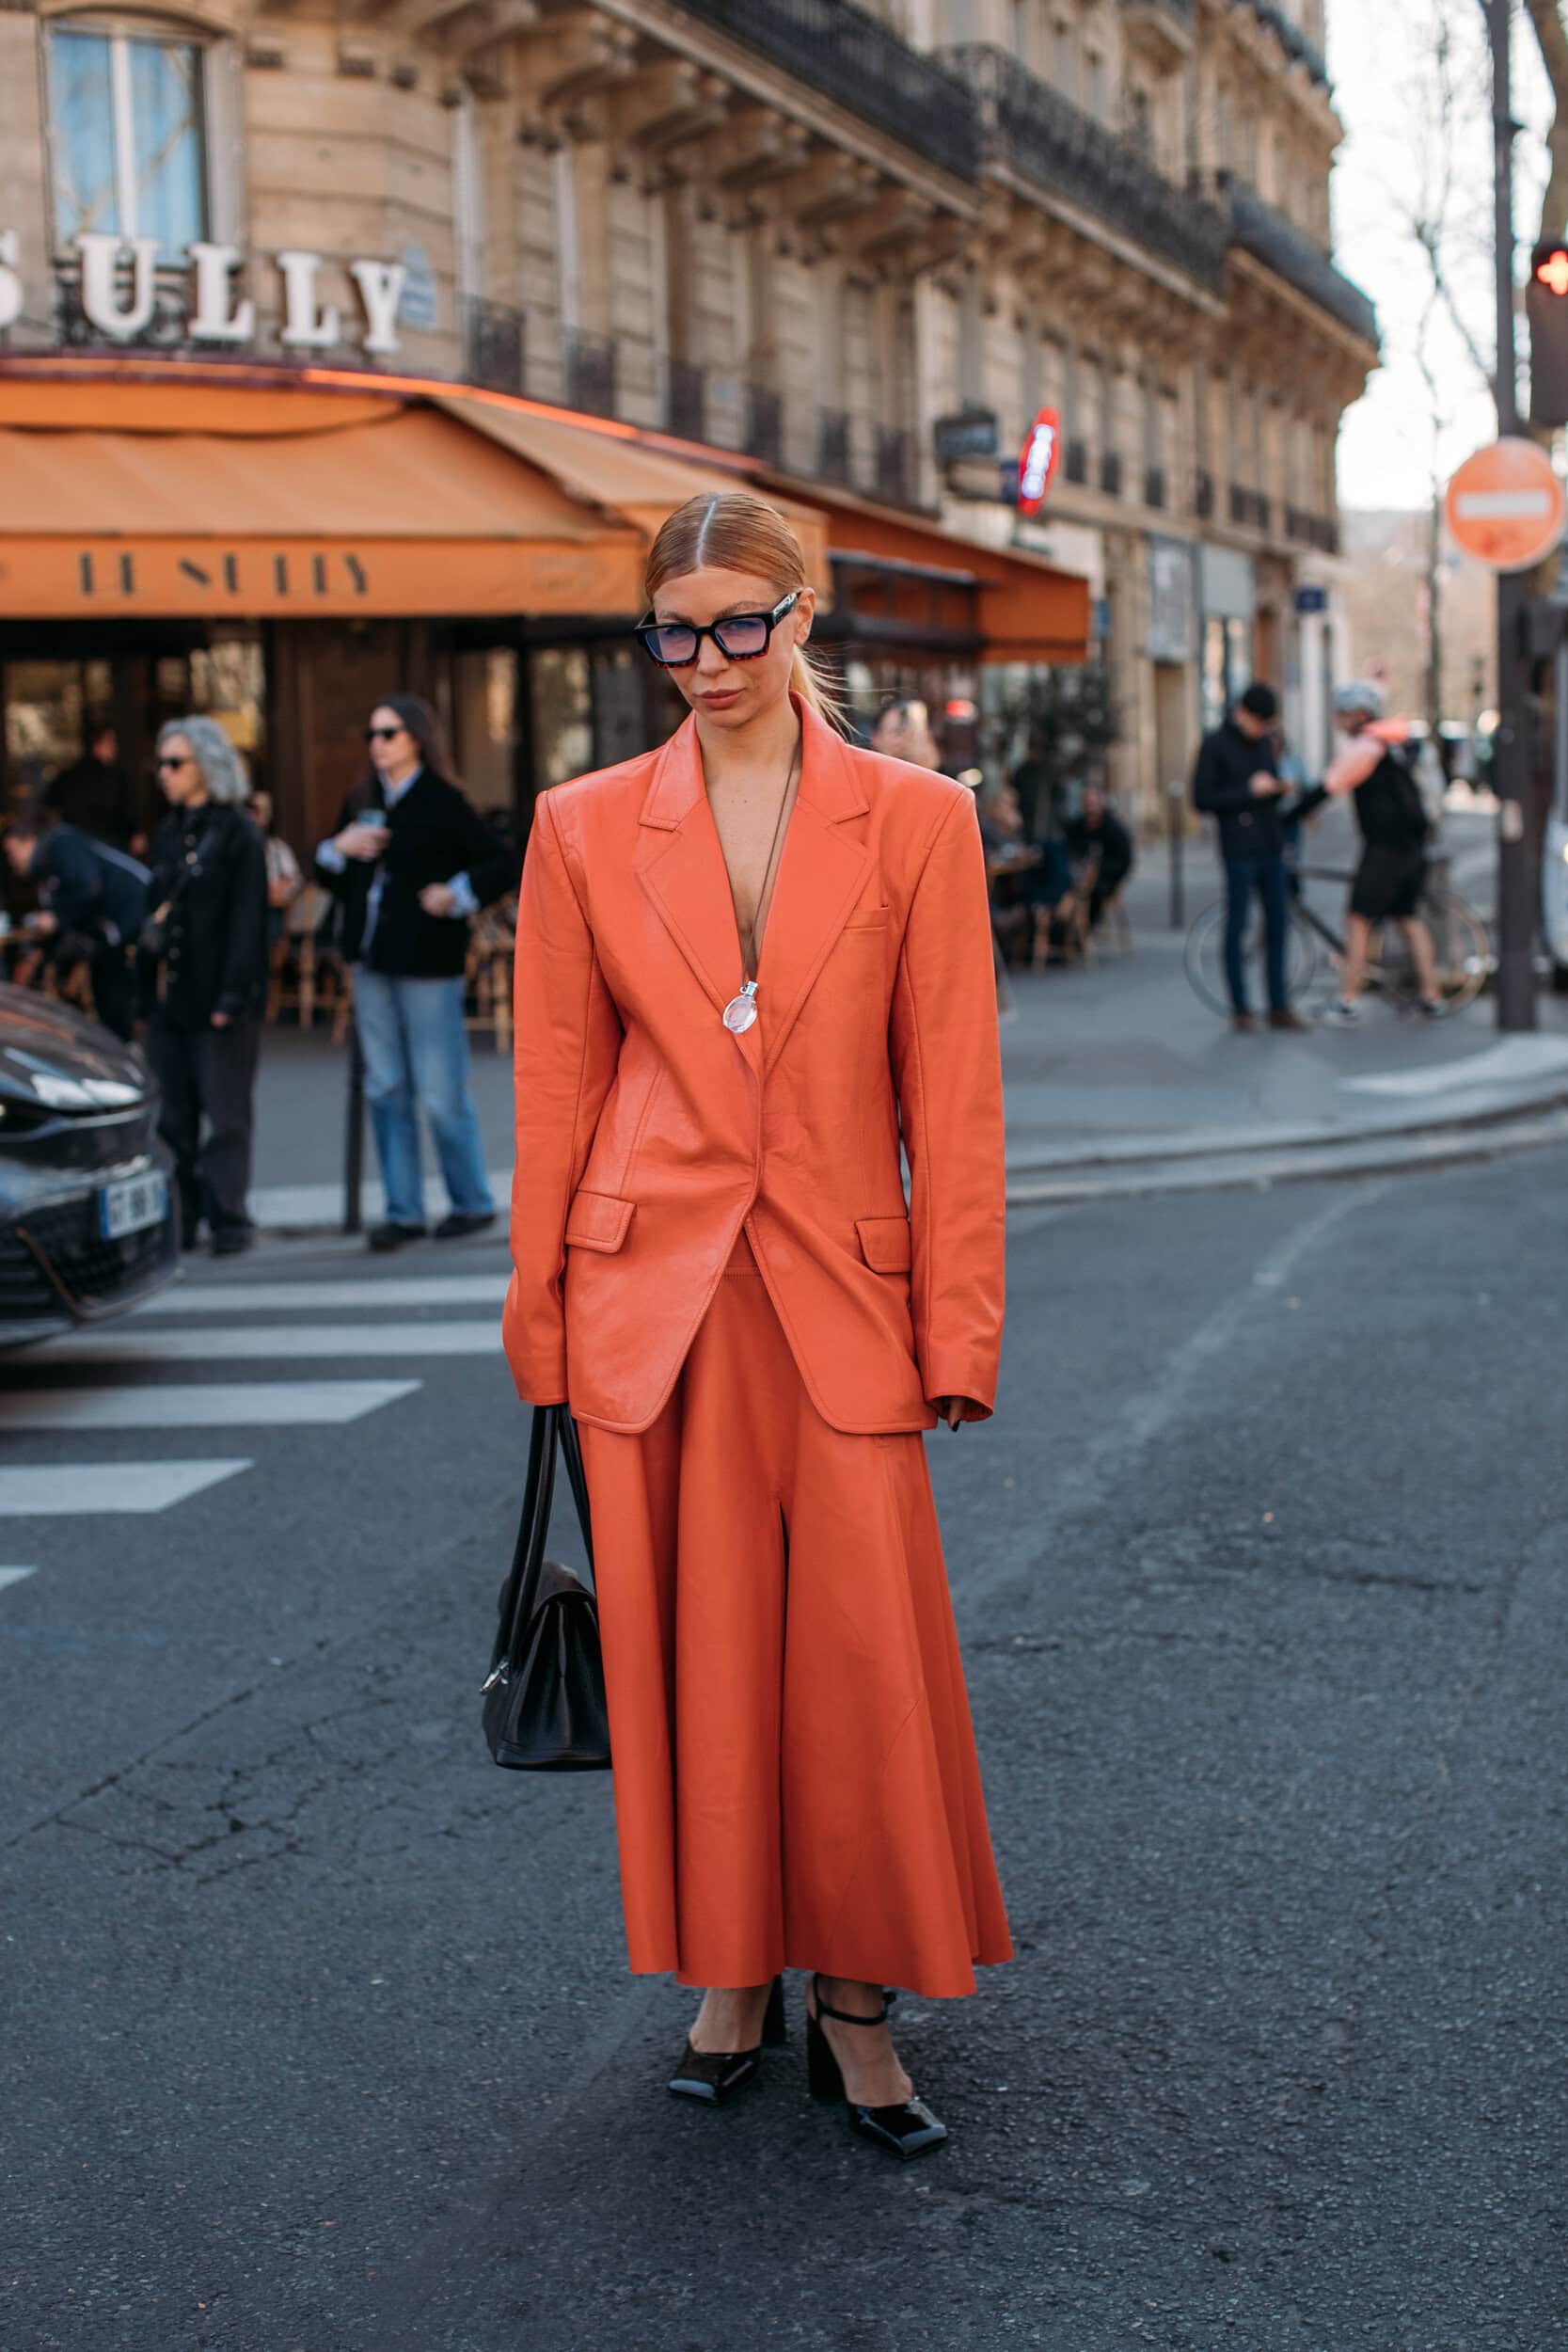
[1323,1000,1361,1027]
[434,1211,498,1242]
[368,1220,426,1253]
[1418,996,1448,1020]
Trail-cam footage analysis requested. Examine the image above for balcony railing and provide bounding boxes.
[1228,484,1274,532]
[875,424,917,508]
[1065,437,1088,485]
[564,327,617,420]
[744,382,784,468]
[817,407,851,485]
[666,357,705,443]
[1100,450,1124,497]
[942,43,1228,291]
[1144,464,1166,510]
[676,0,979,182]
[461,295,525,396]
[1227,181,1378,347]
[1245,1,1330,89]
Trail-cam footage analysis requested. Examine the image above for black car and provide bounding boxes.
[0,984,177,1344]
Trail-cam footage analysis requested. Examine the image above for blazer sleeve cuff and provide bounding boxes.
[920,1353,996,1422]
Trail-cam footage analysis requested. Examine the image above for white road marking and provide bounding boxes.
[0,1461,251,1516]
[1340,1036,1568,1098]
[38,1322,500,1365]
[145,1277,508,1314]
[0,1567,38,1592]
[0,1380,420,1431]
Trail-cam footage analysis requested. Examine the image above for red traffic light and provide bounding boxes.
[1535,246,1568,296]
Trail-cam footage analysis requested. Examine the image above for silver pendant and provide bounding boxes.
[722,979,758,1034]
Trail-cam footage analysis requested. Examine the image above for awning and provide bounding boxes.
[434,391,832,595]
[759,481,1090,664]
[0,389,646,619]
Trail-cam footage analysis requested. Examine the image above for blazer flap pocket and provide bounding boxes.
[565,1191,635,1253]
[856,1215,912,1275]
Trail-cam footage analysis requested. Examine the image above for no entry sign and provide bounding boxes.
[1444,437,1566,571]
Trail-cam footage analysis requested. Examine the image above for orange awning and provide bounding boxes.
[434,392,832,595]
[0,395,645,619]
[768,484,1090,663]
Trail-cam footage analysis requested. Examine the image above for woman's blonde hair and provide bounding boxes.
[644,492,846,732]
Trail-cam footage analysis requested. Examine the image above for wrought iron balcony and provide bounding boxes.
[817,407,851,485]
[666,357,706,443]
[564,327,617,420]
[1228,484,1274,532]
[744,382,784,468]
[875,424,917,508]
[1227,182,1377,346]
[942,44,1227,290]
[675,0,979,183]
[1244,1,1330,89]
[461,296,525,397]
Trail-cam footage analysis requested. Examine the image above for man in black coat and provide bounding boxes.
[44,723,141,852]
[315,694,520,1252]
[1192,682,1308,1033]
[1064,786,1133,930]
[3,811,150,1040]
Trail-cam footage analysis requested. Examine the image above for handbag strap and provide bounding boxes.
[490,1405,595,1679]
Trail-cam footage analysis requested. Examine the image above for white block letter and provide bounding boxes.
[76,232,158,340]
[0,230,23,331]
[277,249,341,349]
[188,242,255,343]
[349,259,406,356]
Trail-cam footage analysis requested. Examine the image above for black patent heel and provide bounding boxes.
[805,1976,948,2160]
[668,1975,784,2105]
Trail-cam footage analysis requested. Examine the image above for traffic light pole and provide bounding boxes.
[1489,0,1539,1031]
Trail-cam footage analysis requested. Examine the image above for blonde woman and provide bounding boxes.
[505,494,1009,2159]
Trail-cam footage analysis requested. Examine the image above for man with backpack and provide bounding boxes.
[1300,682,1443,1025]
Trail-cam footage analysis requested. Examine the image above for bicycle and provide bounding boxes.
[1184,864,1493,1020]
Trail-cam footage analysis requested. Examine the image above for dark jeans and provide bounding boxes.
[148,1015,262,1239]
[1224,852,1291,1016]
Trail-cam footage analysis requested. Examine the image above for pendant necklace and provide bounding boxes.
[721,735,800,1036]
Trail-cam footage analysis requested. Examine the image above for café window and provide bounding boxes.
[47,18,209,260]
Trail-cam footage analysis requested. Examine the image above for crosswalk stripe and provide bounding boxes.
[0,1379,420,1431]
[0,1567,37,1591]
[0,1461,251,1516]
[146,1277,509,1315]
[36,1321,500,1365]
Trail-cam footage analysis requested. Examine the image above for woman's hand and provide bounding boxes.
[931,1395,982,1430]
[336,822,388,862]
[419,882,457,917]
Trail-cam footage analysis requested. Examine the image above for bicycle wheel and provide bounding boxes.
[1184,898,1323,1019]
[1376,890,1493,1013]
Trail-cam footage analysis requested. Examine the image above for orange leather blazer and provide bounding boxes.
[502,701,1006,1436]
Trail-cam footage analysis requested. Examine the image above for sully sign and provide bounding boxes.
[0,231,410,353]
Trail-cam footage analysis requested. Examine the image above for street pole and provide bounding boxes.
[342,1023,366,1235]
[1489,0,1538,1030]
[1167,776,1185,929]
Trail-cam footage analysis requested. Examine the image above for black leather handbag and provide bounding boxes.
[483,1405,610,1772]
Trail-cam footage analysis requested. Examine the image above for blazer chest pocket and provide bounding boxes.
[843,904,890,931]
[856,1215,911,1274]
[565,1191,635,1252]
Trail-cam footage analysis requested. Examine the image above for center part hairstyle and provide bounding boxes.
[644,492,846,732]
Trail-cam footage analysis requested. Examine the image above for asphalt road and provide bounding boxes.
[3,1149,1566,2352]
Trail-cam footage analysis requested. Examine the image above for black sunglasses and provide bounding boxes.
[636,590,800,670]
[156,753,193,771]
[365,723,406,742]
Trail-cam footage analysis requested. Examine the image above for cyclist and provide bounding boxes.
[1298,682,1444,1025]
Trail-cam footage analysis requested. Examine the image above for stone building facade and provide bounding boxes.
[0,0,1375,835]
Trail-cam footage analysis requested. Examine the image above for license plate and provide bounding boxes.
[99,1170,168,1241]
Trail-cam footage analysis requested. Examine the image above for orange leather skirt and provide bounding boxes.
[578,1231,1011,1996]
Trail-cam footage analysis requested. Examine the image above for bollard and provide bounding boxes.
[342,1024,366,1236]
[1167,776,1186,929]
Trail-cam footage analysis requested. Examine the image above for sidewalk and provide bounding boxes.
[247,802,1568,1228]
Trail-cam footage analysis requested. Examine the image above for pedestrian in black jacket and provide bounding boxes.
[315,694,520,1252]
[43,722,141,852]
[2,812,149,1039]
[1192,683,1307,1032]
[143,717,269,1253]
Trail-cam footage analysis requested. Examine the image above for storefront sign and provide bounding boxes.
[1198,542,1256,622]
[1147,535,1196,663]
[934,408,1000,465]
[1016,407,1061,516]
[0,234,409,353]
[1294,584,1328,614]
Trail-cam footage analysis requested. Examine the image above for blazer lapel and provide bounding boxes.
[635,718,740,1018]
[756,706,872,1074]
